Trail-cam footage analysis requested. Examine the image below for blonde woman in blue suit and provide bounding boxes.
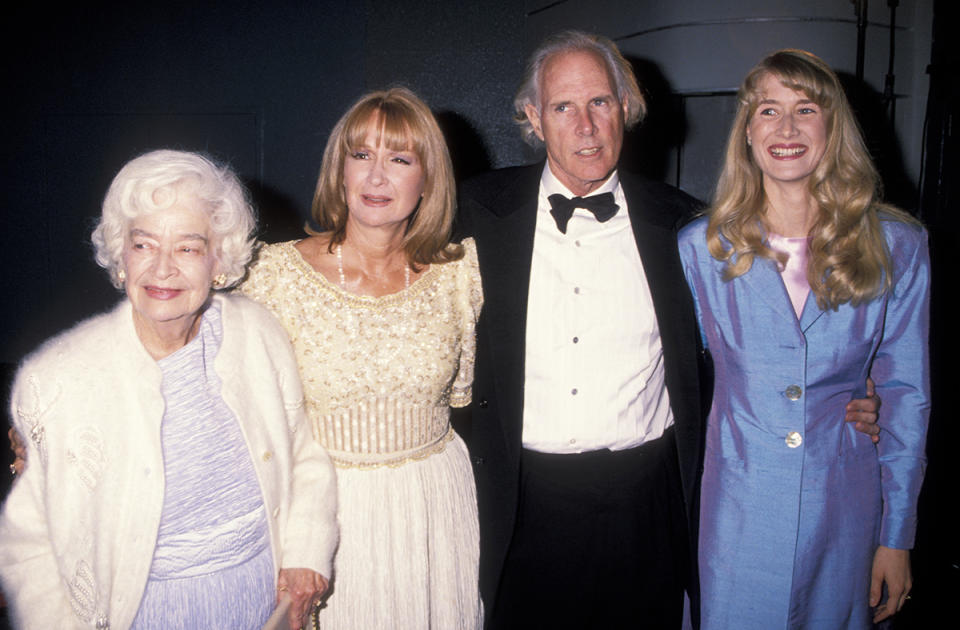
[679,50,929,629]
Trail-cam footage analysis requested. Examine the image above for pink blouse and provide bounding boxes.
[769,233,811,318]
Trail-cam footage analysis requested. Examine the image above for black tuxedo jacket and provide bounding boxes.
[457,163,707,610]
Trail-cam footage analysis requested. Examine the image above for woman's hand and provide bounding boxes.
[870,545,911,623]
[277,567,329,630]
[8,427,26,475]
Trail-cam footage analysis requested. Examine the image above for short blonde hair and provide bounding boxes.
[92,149,257,289]
[513,30,646,147]
[311,87,462,266]
[707,49,917,309]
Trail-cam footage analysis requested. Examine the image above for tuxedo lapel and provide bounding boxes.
[621,175,689,330]
[619,173,704,512]
[470,165,541,456]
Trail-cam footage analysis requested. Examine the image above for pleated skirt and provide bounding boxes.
[317,434,482,629]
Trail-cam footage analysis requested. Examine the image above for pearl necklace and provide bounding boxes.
[337,244,410,290]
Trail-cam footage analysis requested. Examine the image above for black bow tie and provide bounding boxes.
[548,192,619,234]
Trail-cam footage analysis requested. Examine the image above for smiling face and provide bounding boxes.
[525,49,627,196]
[747,73,828,190]
[342,122,426,233]
[122,200,219,341]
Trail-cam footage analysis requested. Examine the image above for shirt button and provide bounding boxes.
[574,240,581,247]
[573,287,581,295]
[569,438,576,445]
[785,431,803,448]
[572,336,579,344]
[571,388,578,395]
[263,451,273,462]
[785,385,802,400]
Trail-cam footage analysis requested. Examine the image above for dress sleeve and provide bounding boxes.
[0,369,78,628]
[872,224,931,549]
[449,238,483,408]
[235,241,274,304]
[235,242,300,345]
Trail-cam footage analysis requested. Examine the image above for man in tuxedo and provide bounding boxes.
[458,30,702,628]
[457,30,880,628]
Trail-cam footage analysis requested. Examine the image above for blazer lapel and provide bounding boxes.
[739,254,826,333]
[741,256,806,325]
[799,292,825,332]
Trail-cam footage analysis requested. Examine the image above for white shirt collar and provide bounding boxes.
[540,162,621,199]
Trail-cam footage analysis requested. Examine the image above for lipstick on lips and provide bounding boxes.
[144,286,183,299]
[768,144,808,159]
[361,194,392,206]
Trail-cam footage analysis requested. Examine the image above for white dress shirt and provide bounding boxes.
[521,164,674,453]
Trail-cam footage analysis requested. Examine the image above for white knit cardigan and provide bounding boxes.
[0,294,338,629]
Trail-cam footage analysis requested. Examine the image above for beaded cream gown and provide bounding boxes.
[239,237,483,629]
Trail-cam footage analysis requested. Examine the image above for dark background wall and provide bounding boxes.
[0,0,941,361]
[1,1,955,627]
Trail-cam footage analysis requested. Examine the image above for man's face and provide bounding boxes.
[525,49,627,196]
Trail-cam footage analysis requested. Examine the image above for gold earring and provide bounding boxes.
[212,273,227,288]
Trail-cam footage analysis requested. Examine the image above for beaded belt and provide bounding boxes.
[309,398,453,469]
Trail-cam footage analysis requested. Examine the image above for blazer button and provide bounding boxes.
[785,431,803,448]
[478,399,489,409]
[785,385,802,401]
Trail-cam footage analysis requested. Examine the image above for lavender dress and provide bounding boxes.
[131,302,275,629]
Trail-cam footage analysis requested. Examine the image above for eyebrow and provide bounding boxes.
[549,93,614,106]
[129,228,208,242]
[758,97,816,105]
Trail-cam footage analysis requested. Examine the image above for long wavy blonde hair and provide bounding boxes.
[707,49,917,310]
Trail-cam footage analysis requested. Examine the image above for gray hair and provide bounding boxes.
[92,149,257,289]
[513,30,647,147]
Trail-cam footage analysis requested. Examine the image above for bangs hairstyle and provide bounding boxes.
[513,30,646,148]
[706,48,917,310]
[311,86,462,266]
[92,149,257,289]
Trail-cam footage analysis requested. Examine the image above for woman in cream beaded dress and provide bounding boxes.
[240,87,483,629]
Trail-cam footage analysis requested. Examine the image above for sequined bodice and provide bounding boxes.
[239,239,482,467]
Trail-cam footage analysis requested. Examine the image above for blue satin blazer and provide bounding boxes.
[679,215,930,629]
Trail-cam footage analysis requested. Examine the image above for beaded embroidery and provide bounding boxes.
[17,374,55,466]
[239,238,482,467]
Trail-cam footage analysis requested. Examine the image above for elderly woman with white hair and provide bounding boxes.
[0,149,337,630]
